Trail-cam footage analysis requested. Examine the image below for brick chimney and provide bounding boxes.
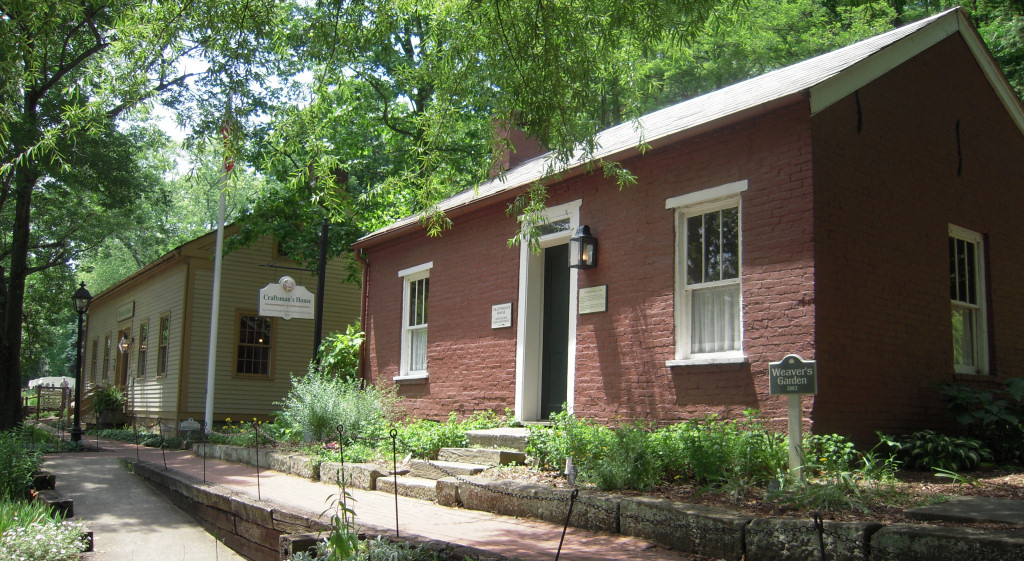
[491,117,546,177]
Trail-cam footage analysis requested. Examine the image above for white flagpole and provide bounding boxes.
[205,113,233,433]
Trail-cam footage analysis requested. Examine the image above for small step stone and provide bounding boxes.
[408,459,486,480]
[438,448,526,467]
[375,475,438,502]
[465,427,530,452]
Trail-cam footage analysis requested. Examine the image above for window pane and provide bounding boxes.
[966,240,977,305]
[411,328,427,371]
[704,210,721,282]
[721,207,739,280]
[686,215,703,284]
[949,237,957,300]
[957,239,968,303]
[691,284,741,354]
[952,306,975,367]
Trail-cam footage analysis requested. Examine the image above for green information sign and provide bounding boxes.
[769,354,817,395]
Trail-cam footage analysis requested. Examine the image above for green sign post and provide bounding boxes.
[769,354,817,481]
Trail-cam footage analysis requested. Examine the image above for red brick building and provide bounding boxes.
[353,9,1024,443]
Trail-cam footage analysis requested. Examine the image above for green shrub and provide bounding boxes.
[279,365,399,443]
[315,323,365,380]
[938,377,1024,464]
[586,421,661,491]
[0,501,87,561]
[804,433,857,476]
[0,428,43,501]
[887,430,991,472]
[87,385,126,414]
[394,413,468,459]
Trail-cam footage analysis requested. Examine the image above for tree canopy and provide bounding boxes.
[3,0,1024,430]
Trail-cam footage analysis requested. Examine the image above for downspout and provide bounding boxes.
[354,248,369,384]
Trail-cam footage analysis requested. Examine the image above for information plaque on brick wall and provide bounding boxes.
[578,285,608,314]
[491,302,513,328]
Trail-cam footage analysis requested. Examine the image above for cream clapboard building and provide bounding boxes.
[81,226,360,430]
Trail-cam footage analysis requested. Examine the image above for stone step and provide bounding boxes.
[465,427,530,452]
[438,447,527,467]
[408,459,486,480]
[374,474,437,502]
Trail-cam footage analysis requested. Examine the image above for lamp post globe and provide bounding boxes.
[71,282,92,444]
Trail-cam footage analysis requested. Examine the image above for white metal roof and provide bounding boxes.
[357,8,1023,245]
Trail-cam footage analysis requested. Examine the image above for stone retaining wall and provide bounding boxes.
[131,459,513,561]
[190,444,1024,561]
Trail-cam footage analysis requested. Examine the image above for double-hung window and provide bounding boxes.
[667,181,746,364]
[137,320,149,379]
[236,314,273,377]
[949,225,987,374]
[399,262,432,380]
[157,315,170,377]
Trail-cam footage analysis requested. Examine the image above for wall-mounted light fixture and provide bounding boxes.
[568,225,598,269]
[118,333,133,354]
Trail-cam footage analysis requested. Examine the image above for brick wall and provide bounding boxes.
[811,34,1024,443]
[363,103,817,430]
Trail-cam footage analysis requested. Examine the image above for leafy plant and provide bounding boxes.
[933,467,981,487]
[316,323,365,380]
[279,364,399,443]
[0,427,43,501]
[938,377,1024,463]
[0,498,86,561]
[86,385,126,415]
[887,430,991,472]
[586,421,661,491]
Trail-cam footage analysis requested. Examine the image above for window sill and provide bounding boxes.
[667,355,748,368]
[395,373,429,384]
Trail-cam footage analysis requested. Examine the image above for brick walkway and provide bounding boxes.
[52,438,717,561]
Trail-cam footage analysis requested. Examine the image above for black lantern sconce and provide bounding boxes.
[568,225,598,269]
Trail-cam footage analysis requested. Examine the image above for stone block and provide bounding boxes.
[409,459,485,480]
[465,428,529,451]
[230,495,274,527]
[235,517,281,549]
[871,523,1024,561]
[272,509,331,534]
[266,452,293,473]
[201,503,237,533]
[319,462,382,490]
[35,490,73,518]
[619,496,751,561]
[458,478,616,532]
[436,478,461,507]
[376,475,437,501]
[438,448,527,466]
[289,455,318,480]
[32,471,56,491]
[280,532,324,558]
[745,518,881,561]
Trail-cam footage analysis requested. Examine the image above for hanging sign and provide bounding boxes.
[259,276,315,320]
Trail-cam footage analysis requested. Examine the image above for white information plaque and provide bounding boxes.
[578,285,608,314]
[491,302,513,328]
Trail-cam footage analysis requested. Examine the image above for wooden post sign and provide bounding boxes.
[769,354,817,482]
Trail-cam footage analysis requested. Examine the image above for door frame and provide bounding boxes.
[514,199,581,422]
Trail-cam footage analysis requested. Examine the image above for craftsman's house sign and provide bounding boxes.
[259,276,315,320]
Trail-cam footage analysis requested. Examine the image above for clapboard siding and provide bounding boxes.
[83,231,361,429]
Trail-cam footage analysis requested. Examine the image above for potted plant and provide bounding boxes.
[87,385,127,428]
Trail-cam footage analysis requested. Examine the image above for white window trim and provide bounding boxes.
[949,225,988,375]
[668,181,748,365]
[399,262,432,380]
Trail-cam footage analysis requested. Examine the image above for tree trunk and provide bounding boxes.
[0,115,39,431]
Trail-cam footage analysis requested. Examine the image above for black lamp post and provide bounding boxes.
[71,282,92,444]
